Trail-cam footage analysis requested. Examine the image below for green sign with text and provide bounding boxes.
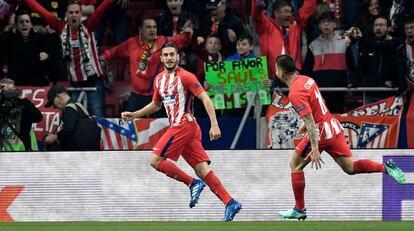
[204,56,271,109]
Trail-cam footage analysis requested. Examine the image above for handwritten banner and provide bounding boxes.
[204,56,271,109]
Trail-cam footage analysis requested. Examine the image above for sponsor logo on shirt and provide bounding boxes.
[162,95,176,105]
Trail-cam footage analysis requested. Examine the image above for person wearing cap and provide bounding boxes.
[251,0,317,79]
[0,78,42,151]
[197,0,247,57]
[43,85,101,151]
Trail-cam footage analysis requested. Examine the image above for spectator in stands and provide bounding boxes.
[43,85,101,151]
[157,0,197,36]
[194,34,224,87]
[0,0,14,31]
[302,12,354,113]
[352,16,403,103]
[0,10,57,86]
[225,33,256,61]
[95,0,128,46]
[389,0,414,38]
[24,0,114,117]
[198,0,247,57]
[192,33,223,117]
[353,0,386,39]
[157,0,198,72]
[251,0,317,79]
[0,78,43,151]
[396,16,414,94]
[305,2,331,46]
[102,16,193,117]
[222,33,258,117]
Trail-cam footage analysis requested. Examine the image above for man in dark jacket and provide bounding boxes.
[197,0,246,57]
[0,10,57,86]
[43,85,101,151]
[396,16,414,94]
[354,16,404,103]
[157,0,198,71]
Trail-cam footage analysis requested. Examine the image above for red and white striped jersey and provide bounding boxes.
[153,67,204,127]
[289,75,343,141]
[24,0,112,82]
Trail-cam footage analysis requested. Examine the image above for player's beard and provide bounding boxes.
[164,61,178,71]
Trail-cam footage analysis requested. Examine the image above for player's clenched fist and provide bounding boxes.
[209,125,221,141]
[121,111,135,121]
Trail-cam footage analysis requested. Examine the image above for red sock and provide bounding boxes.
[204,171,232,205]
[292,172,305,211]
[156,160,193,186]
[353,159,385,173]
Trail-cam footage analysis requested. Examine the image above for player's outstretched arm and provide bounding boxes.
[302,113,324,169]
[121,101,162,121]
[197,92,221,141]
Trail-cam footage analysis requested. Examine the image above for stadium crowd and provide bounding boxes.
[0,0,414,150]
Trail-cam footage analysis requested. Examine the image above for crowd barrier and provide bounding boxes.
[13,87,414,150]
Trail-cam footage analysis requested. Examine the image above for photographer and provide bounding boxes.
[0,78,43,151]
[43,86,101,151]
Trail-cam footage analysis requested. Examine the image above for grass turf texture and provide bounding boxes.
[1,221,413,231]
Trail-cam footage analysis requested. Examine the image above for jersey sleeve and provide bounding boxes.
[182,72,204,97]
[289,88,312,117]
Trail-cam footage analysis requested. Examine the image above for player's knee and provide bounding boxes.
[289,161,301,172]
[195,168,208,179]
[194,162,210,179]
[150,155,162,169]
[150,160,158,169]
[343,167,355,175]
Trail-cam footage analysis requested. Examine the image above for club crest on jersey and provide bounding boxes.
[162,95,176,105]
[296,104,306,112]
[193,82,201,89]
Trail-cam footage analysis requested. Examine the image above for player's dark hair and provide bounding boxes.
[276,55,296,74]
[161,41,178,53]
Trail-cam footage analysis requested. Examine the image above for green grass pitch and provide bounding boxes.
[1,221,413,231]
